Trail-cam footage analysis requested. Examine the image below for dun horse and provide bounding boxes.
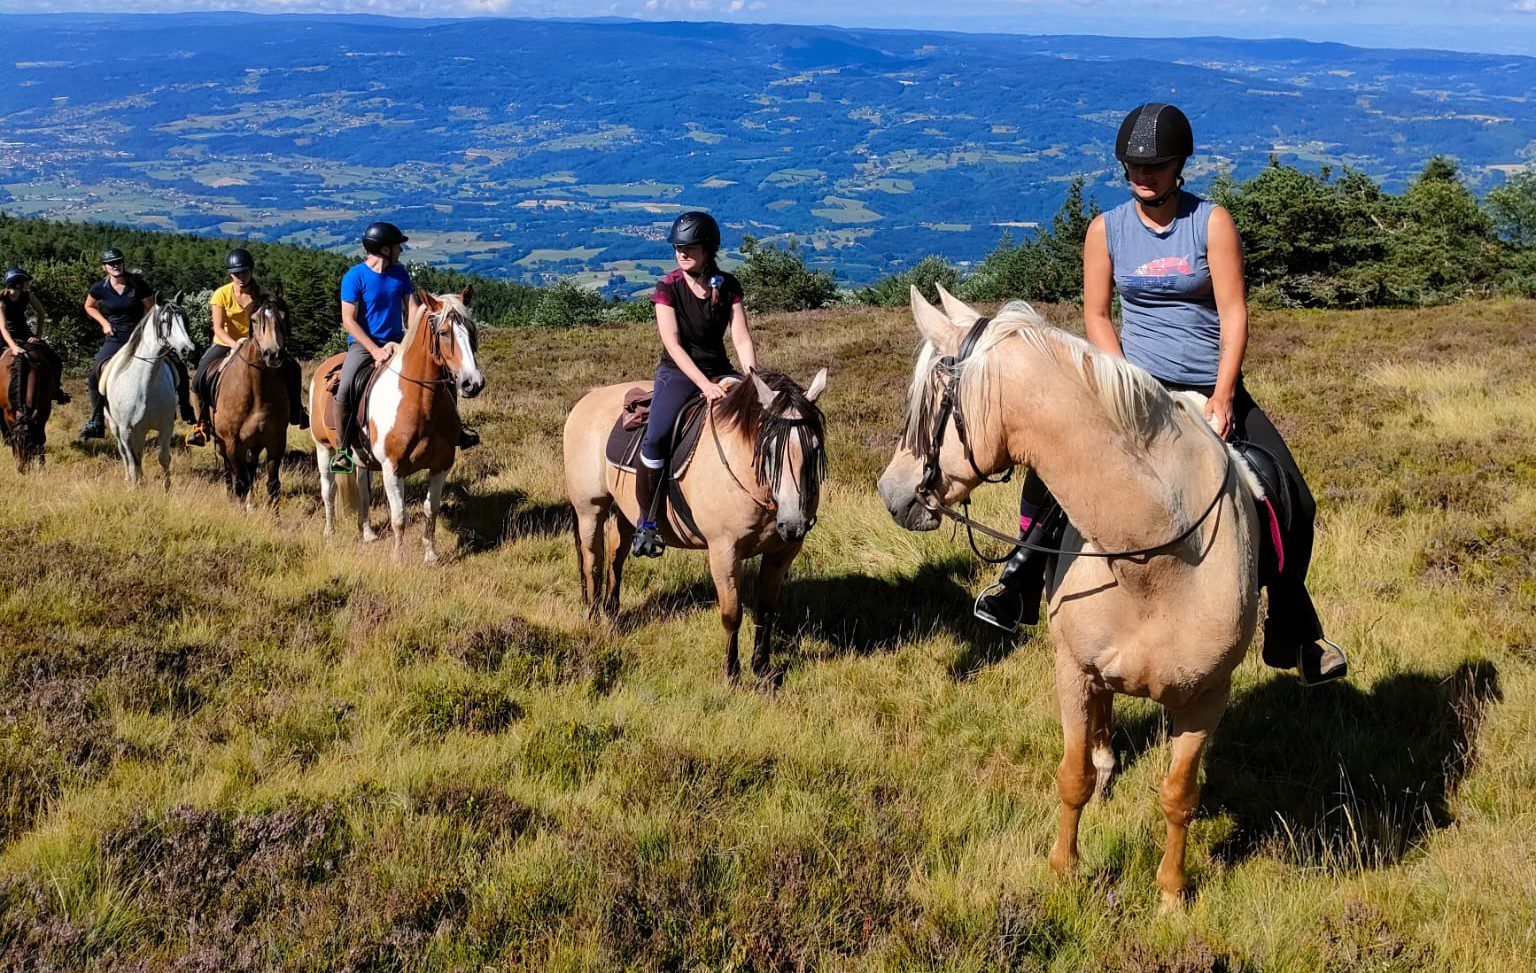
[101,298,196,487]
[563,368,828,681]
[208,288,292,507]
[879,288,1261,909]
[310,288,483,564]
[0,347,62,471]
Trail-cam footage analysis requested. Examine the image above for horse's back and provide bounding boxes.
[308,352,348,448]
[563,381,652,504]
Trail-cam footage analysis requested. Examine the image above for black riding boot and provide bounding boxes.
[974,502,1067,634]
[631,463,667,558]
[170,357,195,423]
[80,382,106,439]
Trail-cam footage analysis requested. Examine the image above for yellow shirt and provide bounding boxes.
[210,283,254,341]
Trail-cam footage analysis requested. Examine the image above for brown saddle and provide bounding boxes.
[605,387,709,479]
[319,354,390,470]
[204,338,246,409]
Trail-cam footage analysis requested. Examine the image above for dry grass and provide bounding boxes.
[2,299,1535,970]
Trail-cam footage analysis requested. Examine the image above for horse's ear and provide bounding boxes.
[911,285,959,353]
[936,284,980,323]
[751,371,780,411]
[460,284,473,307]
[271,281,284,300]
[173,291,183,305]
[805,367,827,403]
[418,290,443,312]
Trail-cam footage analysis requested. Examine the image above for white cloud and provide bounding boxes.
[1513,0,1536,12]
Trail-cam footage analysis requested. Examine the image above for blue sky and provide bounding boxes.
[6,1,1535,55]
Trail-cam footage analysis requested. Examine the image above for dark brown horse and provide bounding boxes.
[209,288,292,507]
[0,346,61,471]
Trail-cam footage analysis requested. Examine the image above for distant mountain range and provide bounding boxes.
[3,13,1534,289]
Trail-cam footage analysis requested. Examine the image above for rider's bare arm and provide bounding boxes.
[655,303,724,400]
[341,300,386,360]
[729,303,757,373]
[83,295,112,336]
[28,294,46,340]
[1206,205,1249,420]
[1082,215,1123,358]
[0,304,21,355]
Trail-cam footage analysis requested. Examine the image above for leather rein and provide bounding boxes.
[914,315,1233,562]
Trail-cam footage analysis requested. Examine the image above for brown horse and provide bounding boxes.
[879,288,1262,909]
[0,346,61,471]
[563,368,828,681]
[310,288,483,564]
[208,288,291,507]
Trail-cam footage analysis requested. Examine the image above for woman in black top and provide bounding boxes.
[631,211,759,558]
[80,248,193,439]
[0,268,69,404]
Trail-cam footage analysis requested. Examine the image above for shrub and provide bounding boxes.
[737,235,839,312]
[856,255,961,307]
[530,279,608,328]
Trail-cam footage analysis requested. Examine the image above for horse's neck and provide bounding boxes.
[996,352,1217,554]
[393,325,441,388]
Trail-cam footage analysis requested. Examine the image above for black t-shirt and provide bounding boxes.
[650,269,744,377]
[89,276,153,341]
[0,293,33,343]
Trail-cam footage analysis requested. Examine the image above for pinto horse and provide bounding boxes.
[563,368,828,681]
[879,288,1262,909]
[310,288,483,564]
[0,345,62,471]
[101,299,196,487]
[210,287,292,508]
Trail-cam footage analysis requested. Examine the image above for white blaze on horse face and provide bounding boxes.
[451,313,484,398]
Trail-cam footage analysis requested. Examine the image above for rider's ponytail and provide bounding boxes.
[706,250,722,310]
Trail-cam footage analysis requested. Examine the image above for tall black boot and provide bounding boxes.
[79,380,106,440]
[171,358,195,423]
[631,462,667,558]
[974,503,1067,634]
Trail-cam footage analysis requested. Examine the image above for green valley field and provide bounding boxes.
[2,300,1534,971]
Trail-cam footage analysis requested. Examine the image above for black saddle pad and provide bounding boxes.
[605,391,708,479]
[1233,439,1293,582]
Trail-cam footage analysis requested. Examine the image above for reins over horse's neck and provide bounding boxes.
[991,344,1226,557]
[393,310,447,401]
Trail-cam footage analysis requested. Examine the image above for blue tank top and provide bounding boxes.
[1105,192,1221,386]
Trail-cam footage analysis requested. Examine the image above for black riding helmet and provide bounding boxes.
[100,247,126,265]
[1115,103,1194,166]
[4,268,31,287]
[225,248,255,273]
[666,211,721,252]
[362,221,409,255]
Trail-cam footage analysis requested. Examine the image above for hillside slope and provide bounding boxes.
[2,301,1534,969]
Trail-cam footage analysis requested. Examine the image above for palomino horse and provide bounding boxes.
[101,299,196,487]
[563,368,829,681]
[310,288,483,564]
[209,287,292,508]
[0,346,62,471]
[878,288,1261,909]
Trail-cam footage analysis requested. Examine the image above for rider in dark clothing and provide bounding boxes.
[631,211,757,558]
[79,248,193,439]
[0,268,70,404]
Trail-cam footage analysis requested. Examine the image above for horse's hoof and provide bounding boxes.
[1158,888,1188,914]
[423,550,439,566]
[1048,848,1078,877]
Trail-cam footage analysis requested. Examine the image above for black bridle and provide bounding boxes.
[912,316,1234,563]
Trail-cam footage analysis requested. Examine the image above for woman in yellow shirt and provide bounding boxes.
[188,248,307,445]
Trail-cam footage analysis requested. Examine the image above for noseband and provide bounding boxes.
[913,316,1234,562]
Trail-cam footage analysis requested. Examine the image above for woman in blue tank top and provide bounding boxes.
[975,103,1346,686]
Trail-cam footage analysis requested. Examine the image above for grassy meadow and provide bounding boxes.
[2,299,1534,971]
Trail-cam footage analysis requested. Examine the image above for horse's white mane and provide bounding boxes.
[904,299,1177,446]
[102,303,167,393]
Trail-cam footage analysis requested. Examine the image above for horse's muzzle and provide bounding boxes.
[460,377,484,399]
[776,521,809,543]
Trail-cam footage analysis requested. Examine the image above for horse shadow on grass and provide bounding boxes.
[439,485,574,553]
[1202,659,1501,870]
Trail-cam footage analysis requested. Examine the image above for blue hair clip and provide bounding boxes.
[709,274,724,289]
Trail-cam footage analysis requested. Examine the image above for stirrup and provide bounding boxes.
[973,581,1023,634]
[1298,638,1349,687]
[631,521,665,558]
[186,423,211,446]
[329,448,356,475]
[458,427,480,449]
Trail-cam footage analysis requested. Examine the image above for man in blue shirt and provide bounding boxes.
[331,221,415,473]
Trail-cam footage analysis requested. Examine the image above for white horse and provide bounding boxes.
[100,298,195,487]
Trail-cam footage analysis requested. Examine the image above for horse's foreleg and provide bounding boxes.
[422,471,447,565]
[707,543,744,683]
[571,500,607,615]
[1092,690,1116,801]
[1156,684,1229,912]
[753,543,801,678]
[1049,656,1100,878]
[356,467,379,543]
[316,445,337,536]
[380,462,408,563]
[156,420,172,490]
[265,451,281,510]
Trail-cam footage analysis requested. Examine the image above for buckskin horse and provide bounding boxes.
[0,345,62,471]
[563,367,828,682]
[309,288,483,564]
[208,287,292,508]
[101,298,196,488]
[879,287,1263,909]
